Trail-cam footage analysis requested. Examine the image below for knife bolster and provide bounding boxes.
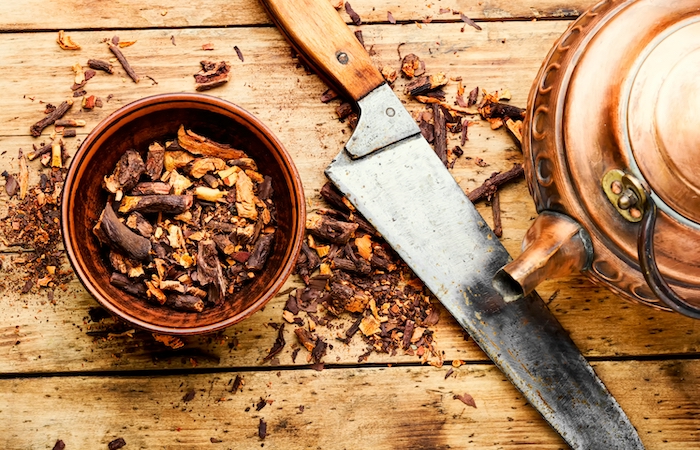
[345,84,422,159]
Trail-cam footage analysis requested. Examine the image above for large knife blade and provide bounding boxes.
[260,1,644,448]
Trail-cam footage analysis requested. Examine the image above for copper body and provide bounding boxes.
[61,94,306,335]
[500,0,700,315]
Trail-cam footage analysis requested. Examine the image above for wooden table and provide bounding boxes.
[1,1,699,449]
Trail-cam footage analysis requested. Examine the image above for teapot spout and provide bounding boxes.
[493,212,593,302]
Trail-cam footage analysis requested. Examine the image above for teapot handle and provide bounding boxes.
[639,199,700,318]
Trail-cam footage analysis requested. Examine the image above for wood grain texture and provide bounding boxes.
[1,20,699,375]
[0,0,598,31]
[2,360,698,449]
[1,4,699,448]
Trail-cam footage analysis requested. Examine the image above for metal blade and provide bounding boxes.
[326,108,643,449]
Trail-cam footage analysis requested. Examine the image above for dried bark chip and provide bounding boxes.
[255,397,267,411]
[210,438,222,443]
[404,73,448,97]
[263,323,286,363]
[320,88,338,103]
[380,66,397,84]
[182,388,196,402]
[52,440,66,450]
[401,53,421,78]
[444,367,455,379]
[354,30,364,47]
[453,392,477,408]
[475,157,489,168]
[202,43,215,51]
[387,11,396,24]
[108,38,140,83]
[258,418,267,439]
[234,45,244,62]
[30,100,73,137]
[492,190,503,237]
[108,437,127,450]
[468,87,479,107]
[177,125,245,159]
[57,30,81,50]
[344,2,362,25]
[88,59,114,74]
[2,171,18,197]
[230,374,244,393]
[460,13,482,31]
[193,60,231,91]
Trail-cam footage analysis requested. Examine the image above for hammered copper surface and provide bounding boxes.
[516,0,700,312]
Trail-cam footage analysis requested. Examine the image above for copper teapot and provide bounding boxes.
[493,0,700,318]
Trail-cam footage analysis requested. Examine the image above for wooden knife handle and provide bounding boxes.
[260,0,385,101]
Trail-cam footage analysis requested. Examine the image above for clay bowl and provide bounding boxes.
[62,93,305,335]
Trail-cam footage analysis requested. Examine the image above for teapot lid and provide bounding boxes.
[626,20,700,226]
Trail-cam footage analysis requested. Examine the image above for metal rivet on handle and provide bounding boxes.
[336,51,349,64]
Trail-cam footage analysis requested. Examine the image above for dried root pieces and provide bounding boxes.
[94,125,278,313]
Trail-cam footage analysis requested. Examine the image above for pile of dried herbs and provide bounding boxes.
[283,183,442,366]
[95,125,278,312]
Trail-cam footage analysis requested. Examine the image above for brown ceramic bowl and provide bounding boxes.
[62,93,305,335]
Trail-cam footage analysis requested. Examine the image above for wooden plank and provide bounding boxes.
[1,20,699,374]
[2,360,698,449]
[0,22,562,137]
[0,0,597,31]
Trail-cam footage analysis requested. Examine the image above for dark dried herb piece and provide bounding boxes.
[108,437,127,450]
[30,100,73,137]
[167,294,205,312]
[460,13,482,31]
[320,88,338,103]
[479,97,525,122]
[2,171,18,197]
[247,233,275,270]
[461,118,470,145]
[110,272,147,298]
[263,323,285,363]
[354,30,364,47]
[231,45,244,62]
[306,215,358,245]
[108,37,139,83]
[432,104,448,167]
[182,389,196,402]
[492,190,503,237]
[258,418,267,439]
[468,87,479,107]
[87,59,114,74]
[404,73,448,97]
[453,392,477,408]
[345,2,362,25]
[468,164,524,203]
[230,374,243,393]
[93,205,152,261]
[194,60,231,91]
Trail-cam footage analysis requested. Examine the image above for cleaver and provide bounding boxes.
[260,1,644,448]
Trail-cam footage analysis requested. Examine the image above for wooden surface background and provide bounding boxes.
[1,1,698,449]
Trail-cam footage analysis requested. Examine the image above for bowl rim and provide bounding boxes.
[61,92,306,335]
